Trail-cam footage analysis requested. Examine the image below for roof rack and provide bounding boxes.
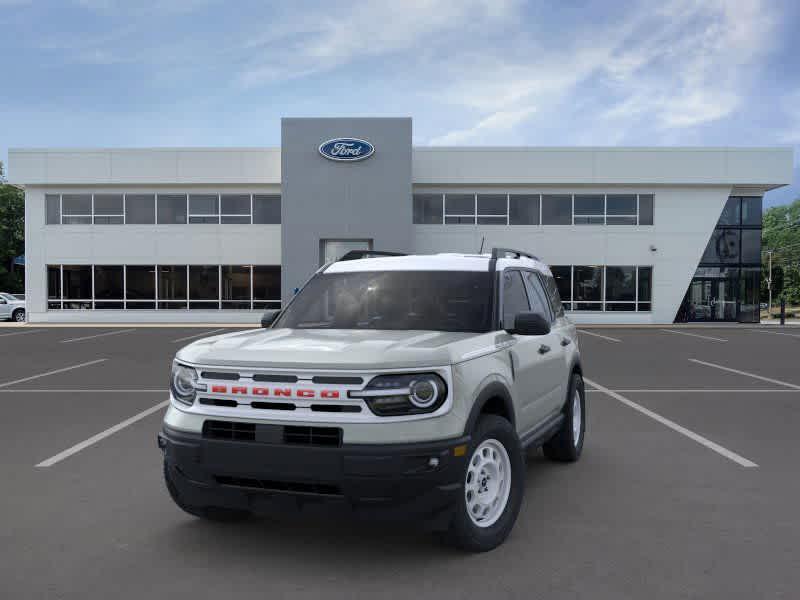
[490,247,540,261]
[338,250,407,261]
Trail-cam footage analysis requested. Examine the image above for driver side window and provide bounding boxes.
[502,270,530,330]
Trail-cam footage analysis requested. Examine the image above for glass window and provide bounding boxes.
[740,229,761,263]
[93,266,123,299]
[47,266,61,301]
[605,266,635,302]
[573,195,604,224]
[46,194,61,224]
[189,194,219,224]
[637,267,652,303]
[222,265,251,309]
[523,271,552,321]
[158,266,187,309]
[126,266,156,300]
[125,194,155,224]
[606,195,636,215]
[189,265,219,308]
[509,194,539,225]
[540,273,566,317]
[573,266,602,309]
[445,194,475,224]
[739,267,760,323]
[702,229,741,263]
[275,271,493,333]
[157,194,187,224]
[550,266,571,310]
[717,197,740,226]
[253,194,281,224]
[62,265,92,300]
[253,266,281,309]
[413,194,443,224]
[477,194,507,224]
[221,194,251,224]
[741,197,762,226]
[93,194,124,224]
[541,195,571,225]
[501,270,530,329]
[638,194,654,225]
[62,194,92,224]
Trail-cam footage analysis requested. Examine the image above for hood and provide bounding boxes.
[175,328,482,370]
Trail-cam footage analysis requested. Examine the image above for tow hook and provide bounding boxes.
[157,433,167,452]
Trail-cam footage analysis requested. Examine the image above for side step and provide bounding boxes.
[519,412,564,449]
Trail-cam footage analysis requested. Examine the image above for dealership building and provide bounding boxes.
[8,117,794,324]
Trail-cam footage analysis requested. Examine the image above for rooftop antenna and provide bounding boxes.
[479,236,485,254]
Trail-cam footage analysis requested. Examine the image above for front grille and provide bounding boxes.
[215,475,341,496]
[311,375,364,385]
[284,425,342,447]
[251,401,296,411]
[199,398,238,407]
[200,371,239,381]
[252,373,298,383]
[203,420,256,441]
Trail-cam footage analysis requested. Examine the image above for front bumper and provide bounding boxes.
[159,424,470,525]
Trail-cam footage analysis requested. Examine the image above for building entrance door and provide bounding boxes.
[684,277,737,322]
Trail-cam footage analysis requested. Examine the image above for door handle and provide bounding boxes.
[538,344,551,355]
[560,338,571,346]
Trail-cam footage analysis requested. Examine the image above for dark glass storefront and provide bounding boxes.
[676,197,762,323]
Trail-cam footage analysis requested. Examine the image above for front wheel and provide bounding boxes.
[12,309,25,322]
[445,415,524,552]
[543,372,585,462]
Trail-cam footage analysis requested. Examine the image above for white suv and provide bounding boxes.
[0,293,25,322]
[159,249,585,551]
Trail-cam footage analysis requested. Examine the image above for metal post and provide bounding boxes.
[767,250,773,320]
[780,296,786,326]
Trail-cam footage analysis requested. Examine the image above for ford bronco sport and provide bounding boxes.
[159,248,585,551]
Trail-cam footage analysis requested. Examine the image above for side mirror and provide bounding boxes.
[260,309,281,328]
[507,312,550,336]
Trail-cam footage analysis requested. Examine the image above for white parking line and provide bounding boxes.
[747,329,800,339]
[35,400,170,468]
[171,328,226,343]
[689,358,800,390]
[0,329,44,338]
[0,389,167,393]
[584,377,758,468]
[0,359,107,389]
[60,329,135,343]
[578,330,622,343]
[585,388,800,393]
[660,329,727,342]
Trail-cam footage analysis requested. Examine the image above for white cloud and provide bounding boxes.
[429,107,536,145]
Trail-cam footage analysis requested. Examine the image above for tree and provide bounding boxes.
[762,198,800,305]
[0,161,25,293]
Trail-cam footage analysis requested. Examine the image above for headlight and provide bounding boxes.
[350,373,447,416]
[170,362,202,405]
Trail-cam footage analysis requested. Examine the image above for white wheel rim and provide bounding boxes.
[464,439,511,528]
[572,388,582,444]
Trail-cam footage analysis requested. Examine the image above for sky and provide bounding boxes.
[1,0,798,207]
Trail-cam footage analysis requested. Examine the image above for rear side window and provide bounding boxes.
[541,273,565,318]
[501,270,530,330]
[523,271,553,322]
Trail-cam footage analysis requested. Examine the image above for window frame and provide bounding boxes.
[546,264,653,313]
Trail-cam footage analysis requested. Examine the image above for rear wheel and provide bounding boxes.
[163,461,251,522]
[446,415,524,552]
[543,372,585,462]
[12,309,25,322]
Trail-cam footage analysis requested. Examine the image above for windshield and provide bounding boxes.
[0,293,16,301]
[274,270,493,332]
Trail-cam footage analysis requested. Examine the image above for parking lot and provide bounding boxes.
[1,324,798,599]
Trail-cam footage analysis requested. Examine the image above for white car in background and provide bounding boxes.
[0,293,26,322]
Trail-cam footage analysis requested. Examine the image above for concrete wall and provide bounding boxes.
[280,118,412,302]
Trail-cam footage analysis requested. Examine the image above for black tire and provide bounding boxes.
[163,461,251,522]
[12,309,25,322]
[543,372,585,462]
[445,415,524,552]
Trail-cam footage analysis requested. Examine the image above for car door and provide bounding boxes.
[500,269,561,434]
[524,271,571,416]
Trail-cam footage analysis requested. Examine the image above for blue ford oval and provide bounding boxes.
[318,138,375,162]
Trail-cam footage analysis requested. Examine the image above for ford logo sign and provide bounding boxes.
[318,138,375,162]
